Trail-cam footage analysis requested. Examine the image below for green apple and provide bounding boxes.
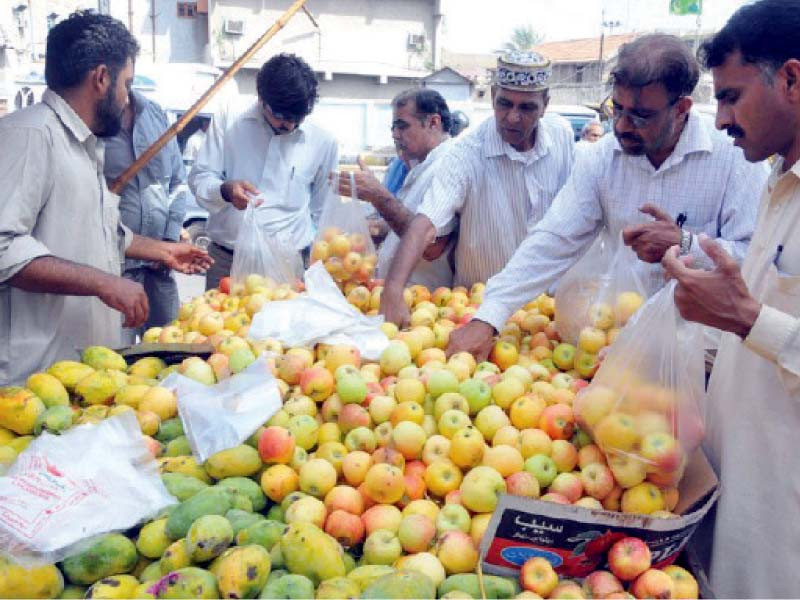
[524,454,558,488]
[459,378,492,415]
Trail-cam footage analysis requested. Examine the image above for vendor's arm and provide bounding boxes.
[337,158,416,237]
[451,154,605,357]
[663,237,800,385]
[125,235,212,274]
[381,215,438,326]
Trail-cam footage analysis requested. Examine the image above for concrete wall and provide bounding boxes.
[120,0,208,64]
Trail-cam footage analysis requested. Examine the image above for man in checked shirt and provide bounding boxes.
[446,34,769,359]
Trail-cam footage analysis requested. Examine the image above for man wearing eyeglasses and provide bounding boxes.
[448,34,768,359]
[189,53,338,289]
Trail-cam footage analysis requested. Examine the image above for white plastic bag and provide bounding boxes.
[573,281,706,487]
[555,232,649,347]
[248,261,390,360]
[231,202,303,286]
[161,355,282,463]
[309,177,377,286]
[0,412,175,566]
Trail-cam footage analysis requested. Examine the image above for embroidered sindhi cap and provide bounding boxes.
[494,51,552,92]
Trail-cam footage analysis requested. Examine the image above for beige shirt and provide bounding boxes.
[705,157,800,597]
[0,89,131,384]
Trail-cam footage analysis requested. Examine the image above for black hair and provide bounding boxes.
[699,0,800,74]
[610,34,699,99]
[256,53,319,120]
[449,110,470,137]
[392,88,453,133]
[45,11,139,92]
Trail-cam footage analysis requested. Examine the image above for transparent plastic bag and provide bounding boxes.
[0,412,176,566]
[555,231,649,348]
[248,261,390,360]
[231,202,304,287]
[160,355,282,463]
[309,176,378,286]
[573,281,706,488]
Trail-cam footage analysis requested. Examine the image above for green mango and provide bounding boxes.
[437,574,521,599]
[61,533,138,585]
[161,472,209,502]
[185,514,234,562]
[150,567,219,599]
[165,486,233,540]
[164,436,192,457]
[217,476,267,512]
[259,573,314,599]
[33,404,74,435]
[280,522,345,586]
[362,571,436,599]
[155,418,185,443]
[236,520,286,550]
[226,508,265,536]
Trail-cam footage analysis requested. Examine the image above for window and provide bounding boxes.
[177,2,197,18]
[576,65,585,84]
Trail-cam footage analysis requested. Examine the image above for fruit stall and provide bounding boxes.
[0,230,716,600]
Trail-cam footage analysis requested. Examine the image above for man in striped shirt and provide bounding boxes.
[448,34,767,359]
[380,51,575,325]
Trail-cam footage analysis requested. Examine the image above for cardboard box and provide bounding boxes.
[479,450,719,579]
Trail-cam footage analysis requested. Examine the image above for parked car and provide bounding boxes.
[549,104,602,141]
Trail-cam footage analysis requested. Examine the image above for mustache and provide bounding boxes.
[617,132,643,144]
[725,125,745,139]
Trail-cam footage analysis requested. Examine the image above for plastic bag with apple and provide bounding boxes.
[310,176,378,286]
[554,232,649,355]
[160,355,283,463]
[572,280,706,488]
[230,201,304,286]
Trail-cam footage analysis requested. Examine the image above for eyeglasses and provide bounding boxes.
[262,102,307,125]
[601,95,681,129]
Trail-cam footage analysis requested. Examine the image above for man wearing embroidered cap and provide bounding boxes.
[447,33,768,360]
[380,51,575,324]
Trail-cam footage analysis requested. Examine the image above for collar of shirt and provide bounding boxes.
[483,118,552,165]
[767,155,800,195]
[42,88,102,163]
[611,110,713,173]
[241,101,305,140]
[401,138,453,194]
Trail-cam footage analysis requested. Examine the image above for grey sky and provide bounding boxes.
[442,0,751,53]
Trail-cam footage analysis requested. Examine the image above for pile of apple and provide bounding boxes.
[556,290,645,363]
[310,227,378,289]
[520,536,699,598]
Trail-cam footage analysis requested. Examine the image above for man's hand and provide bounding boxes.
[97,275,149,328]
[159,242,214,275]
[337,157,391,205]
[661,234,761,338]
[221,180,259,210]
[623,203,682,263]
[379,285,411,327]
[422,235,452,261]
[446,320,496,361]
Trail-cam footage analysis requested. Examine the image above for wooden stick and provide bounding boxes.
[110,0,309,194]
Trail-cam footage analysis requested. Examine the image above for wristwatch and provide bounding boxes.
[679,229,693,256]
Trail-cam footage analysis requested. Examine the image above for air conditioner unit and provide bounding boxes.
[407,33,425,51]
[223,19,244,35]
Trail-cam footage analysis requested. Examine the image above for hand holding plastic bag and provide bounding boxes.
[0,412,175,566]
[309,177,377,287]
[161,355,282,463]
[573,281,706,488]
[231,202,303,287]
[248,261,389,360]
[555,232,649,348]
